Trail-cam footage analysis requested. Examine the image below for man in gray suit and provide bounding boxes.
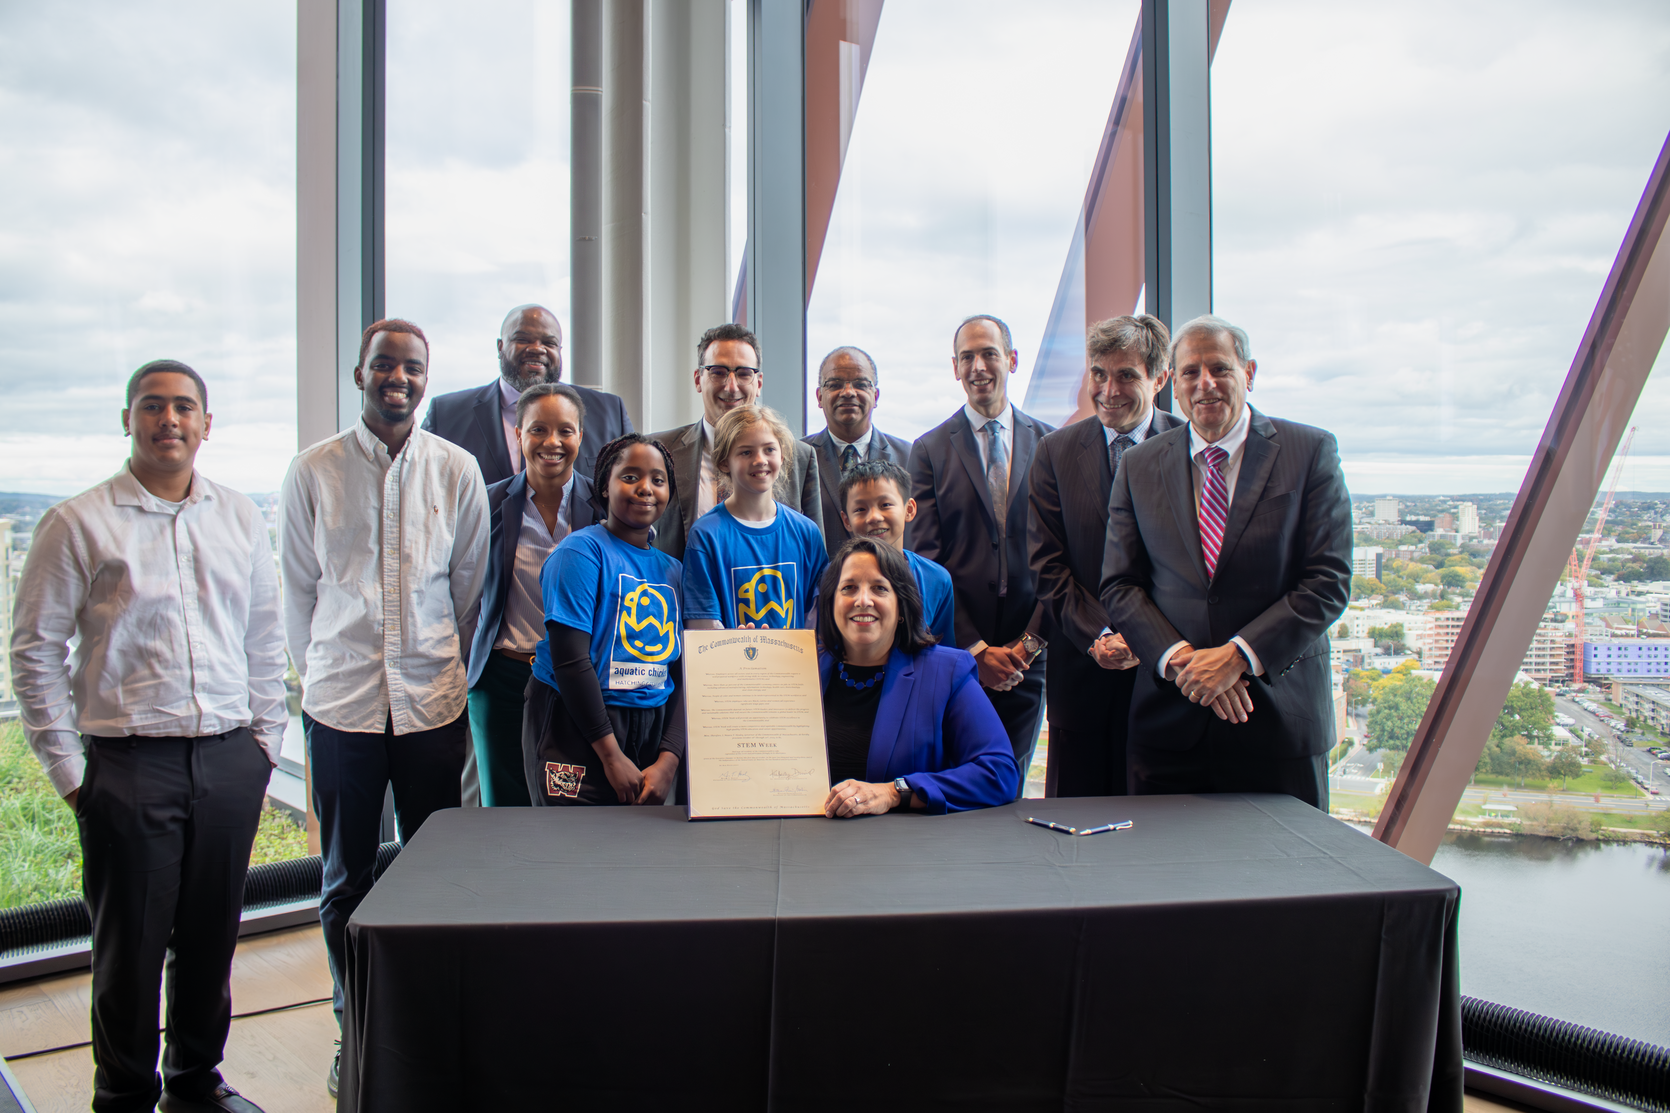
[802,345,912,556]
[648,322,823,559]
[1029,315,1182,797]
[1100,315,1351,809]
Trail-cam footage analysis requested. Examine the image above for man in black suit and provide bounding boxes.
[1100,314,1351,809]
[908,314,1054,794]
[802,345,912,556]
[647,322,823,559]
[1029,315,1182,797]
[421,303,634,488]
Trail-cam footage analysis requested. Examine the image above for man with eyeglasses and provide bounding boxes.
[422,303,634,489]
[647,322,824,559]
[802,345,913,556]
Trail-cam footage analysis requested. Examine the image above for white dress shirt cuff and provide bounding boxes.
[1157,640,1188,679]
[46,749,86,798]
[253,729,284,767]
[1231,636,1265,677]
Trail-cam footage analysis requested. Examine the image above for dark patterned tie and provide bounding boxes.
[841,444,858,473]
[1110,433,1135,476]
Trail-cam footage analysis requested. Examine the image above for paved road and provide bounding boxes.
[1555,695,1670,795]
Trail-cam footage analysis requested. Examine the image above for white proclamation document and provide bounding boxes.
[683,629,831,818]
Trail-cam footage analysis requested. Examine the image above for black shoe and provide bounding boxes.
[157,1083,266,1112]
[327,1040,340,1098]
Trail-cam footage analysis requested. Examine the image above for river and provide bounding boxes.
[1427,831,1670,1046]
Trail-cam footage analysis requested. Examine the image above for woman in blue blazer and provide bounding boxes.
[816,538,1018,816]
[466,383,598,806]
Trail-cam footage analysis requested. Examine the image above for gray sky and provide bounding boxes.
[2,0,1667,497]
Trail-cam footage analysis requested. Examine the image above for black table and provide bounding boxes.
[340,795,1462,1112]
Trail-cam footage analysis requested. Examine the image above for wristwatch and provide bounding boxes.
[892,777,913,810]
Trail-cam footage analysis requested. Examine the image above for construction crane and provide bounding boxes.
[1569,425,1637,686]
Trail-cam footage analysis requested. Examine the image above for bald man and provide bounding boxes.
[422,304,634,488]
[802,345,913,556]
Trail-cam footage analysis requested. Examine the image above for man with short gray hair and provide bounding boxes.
[1099,314,1351,809]
[804,345,912,555]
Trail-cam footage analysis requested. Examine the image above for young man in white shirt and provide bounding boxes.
[11,360,286,1113]
[280,319,490,1097]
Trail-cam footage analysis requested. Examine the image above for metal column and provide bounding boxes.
[572,0,604,385]
[1142,0,1212,342]
[746,0,807,432]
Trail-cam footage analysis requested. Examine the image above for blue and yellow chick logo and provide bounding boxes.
[619,580,677,663]
[736,566,795,628]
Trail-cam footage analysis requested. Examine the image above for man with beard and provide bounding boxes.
[422,303,634,487]
[647,322,823,559]
[280,319,490,1096]
[802,345,912,556]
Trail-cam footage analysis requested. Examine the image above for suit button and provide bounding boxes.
[1208,595,1219,604]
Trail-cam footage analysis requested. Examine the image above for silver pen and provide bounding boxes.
[1074,821,1134,836]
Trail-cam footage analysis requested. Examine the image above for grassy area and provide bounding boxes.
[1329,792,1386,821]
[1469,767,1644,797]
[0,720,311,911]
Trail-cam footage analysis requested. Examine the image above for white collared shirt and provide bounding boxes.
[698,418,722,518]
[280,421,491,734]
[497,378,525,474]
[1157,404,1264,678]
[1103,411,1154,447]
[963,401,1015,474]
[496,474,575,654]
[829,427,873,458]
[10,464,289,795]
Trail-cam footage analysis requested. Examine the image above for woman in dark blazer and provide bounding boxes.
[817,538,1019,816]
[467,383,598,805]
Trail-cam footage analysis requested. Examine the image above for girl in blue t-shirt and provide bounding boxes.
[683,405,828,631]
[526,434,686,806]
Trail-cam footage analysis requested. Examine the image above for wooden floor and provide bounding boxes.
[0,926,1545,1112]
[1,925,337,1113]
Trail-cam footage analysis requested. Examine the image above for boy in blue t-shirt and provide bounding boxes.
[684,405,828,630]
[837,459,955,644]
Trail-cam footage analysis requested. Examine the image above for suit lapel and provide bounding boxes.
[867,649,916,782]
[1076,418,1113,509]
[950,413,999,530]
[1160,429,1211,590]
[502,473,529,590]
[572,474,598,530]
[812,432,843,511]
[472,383,514,480]
[1213,409,1280,579]
[676,422,703,535]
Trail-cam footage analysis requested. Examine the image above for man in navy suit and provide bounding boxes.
[1100,315,1351,809]
[1029,315,1182,797]
[421,304,634,489]
[908,314,1054,795]
[802,345,912,556]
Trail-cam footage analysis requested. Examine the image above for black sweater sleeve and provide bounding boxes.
[547,622,614,744]
[658,656,686,763]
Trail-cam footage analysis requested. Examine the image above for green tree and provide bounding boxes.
[1366,623,1407,652]
[1547,748,1584,789]
[1478,735,1547,786]
[1429,599,1459,612]
[1365,668,1437,752]
[1644,555,1670,579]
[1494,683,1554,747]
[1352,575,1384,600]
[1428,539,1455,558]
[1439,568,1468,590]
[1344,668,1379,713]
[1335,623,1351,638]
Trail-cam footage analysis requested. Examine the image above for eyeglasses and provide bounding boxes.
[701,364,758,384]
[820,378,875,394]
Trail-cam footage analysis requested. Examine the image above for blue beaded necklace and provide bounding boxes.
[838,661,885,690]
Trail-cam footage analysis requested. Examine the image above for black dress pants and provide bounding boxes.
[1127,743,1330,811]
[76,729,270,1113]
[982,665,1046,800]
[306,712,466,1021]
[1045,669,1136,798]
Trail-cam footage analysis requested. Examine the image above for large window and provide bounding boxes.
[1212,0,1670,1043]
[385,0,573,413]
[0,0,304,903]
[803,0,1140,440]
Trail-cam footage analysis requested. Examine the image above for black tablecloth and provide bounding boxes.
[341,794,1462,1112]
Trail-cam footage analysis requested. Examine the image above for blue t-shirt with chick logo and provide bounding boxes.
[683,503,828,629]
[533,524,683,708]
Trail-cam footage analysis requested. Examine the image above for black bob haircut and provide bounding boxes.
[126,359,207,409]
[591,433,680,520]
[815,537,937,662]
[837,459,912,515]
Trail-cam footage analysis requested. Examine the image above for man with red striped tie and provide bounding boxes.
[1098,315,1352,809]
